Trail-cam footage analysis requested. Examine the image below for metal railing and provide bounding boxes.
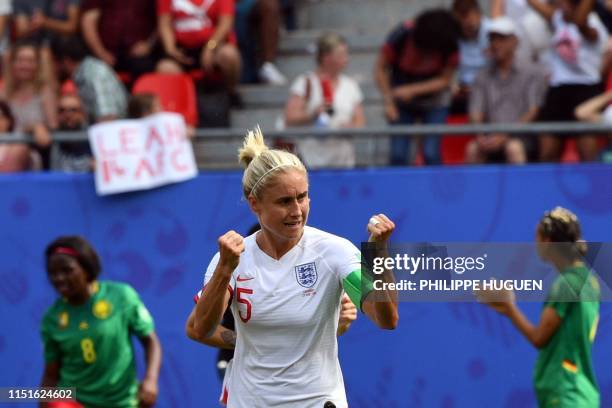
[1,122,610,168]
[1,122,611,143]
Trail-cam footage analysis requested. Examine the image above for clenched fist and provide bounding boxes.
[337,294,357,336]
[367,214,395,244]
[218,231,245,271]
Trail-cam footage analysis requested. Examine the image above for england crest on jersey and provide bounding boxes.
[295,262,318,288]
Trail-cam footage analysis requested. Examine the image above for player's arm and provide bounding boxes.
[39,362,59,408]
[361,214,399,330]
[137,332,162,407]
[479,290,562,349]
[193,231,243,338]
[186,305,236,349]
[505,304,562,348]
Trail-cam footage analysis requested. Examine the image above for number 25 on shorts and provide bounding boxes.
[237,288,253,323]
[81,338,97,363]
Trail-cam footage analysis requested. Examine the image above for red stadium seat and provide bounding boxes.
[116,71,132,86]
[561,139,580,163]
[561,137,608,163]
[442,114,474,165]
[132,73,198,126]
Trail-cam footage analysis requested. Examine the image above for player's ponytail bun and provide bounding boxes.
[238,126,269,168]
[539,207,587,258]
[239,126,307,199]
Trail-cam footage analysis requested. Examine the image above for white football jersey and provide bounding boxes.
[200,226,362,408]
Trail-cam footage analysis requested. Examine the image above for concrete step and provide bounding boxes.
[296,0,450,31]
[193,135,390,169]
[238,82,382,109]
[230,105,387,129]
[275,50,377,84]
[279,31,383,54]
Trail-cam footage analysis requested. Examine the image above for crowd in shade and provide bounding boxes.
[1,0,612,173]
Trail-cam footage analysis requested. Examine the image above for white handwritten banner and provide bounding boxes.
[89,112,197,195]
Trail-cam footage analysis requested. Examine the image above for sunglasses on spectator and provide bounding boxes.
[59,107,81,113]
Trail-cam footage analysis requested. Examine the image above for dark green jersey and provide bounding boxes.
[41,281,154,408]
[534,265,600,408]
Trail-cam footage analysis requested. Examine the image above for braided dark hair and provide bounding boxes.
[45,236,102,281]
[538,207,587,257]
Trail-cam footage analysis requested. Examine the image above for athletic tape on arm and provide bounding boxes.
[342,269,374,312]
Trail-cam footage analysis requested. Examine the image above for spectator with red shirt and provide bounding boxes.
[81,0,159,81]
[375,9,460,166]
[157,0,242,97]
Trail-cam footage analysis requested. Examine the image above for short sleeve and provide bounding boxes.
[382,22,410,65]
[157,0,171,16]
[352,80,364,105]
[587,12,609,50]
[91,63,127,118]
[544,277,578,319]
[323,237,374,311]
[219,0,234,16]
[469,71,486,117]
[327,237,362,282]
[289,74,308,98]
[124,285,155,338]
[526,69,545,109]
[40,316,60,363]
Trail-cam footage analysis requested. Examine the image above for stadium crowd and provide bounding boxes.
[0,0,612,172]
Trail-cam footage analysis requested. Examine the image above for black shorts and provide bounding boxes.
[538,83,602,122]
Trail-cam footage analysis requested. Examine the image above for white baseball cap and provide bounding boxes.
[488,16,517,36]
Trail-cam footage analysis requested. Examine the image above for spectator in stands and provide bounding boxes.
[81,0,159,81]
[235,0,287,85]
[284,32,364,168]
[452,0,490,113]
[491,0,553,65]
[14,0,80,44]
[375,9,460,165]
[594,0,612,76]
[575,89,612,160]
[156,0,242,99]
[52,36,128,123]
[528,0,608,161]
[51,93,92,172]
[129,92,196,137]
[128,93,162,119]
[0,101,33,172]
[467,17,545,164]
[1,41,56,169]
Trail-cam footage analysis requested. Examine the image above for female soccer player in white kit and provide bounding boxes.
[191,128,399,407]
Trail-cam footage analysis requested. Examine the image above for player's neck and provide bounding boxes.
[256,230,302,260]
[553,258,583,272]
[66,281,97,306]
